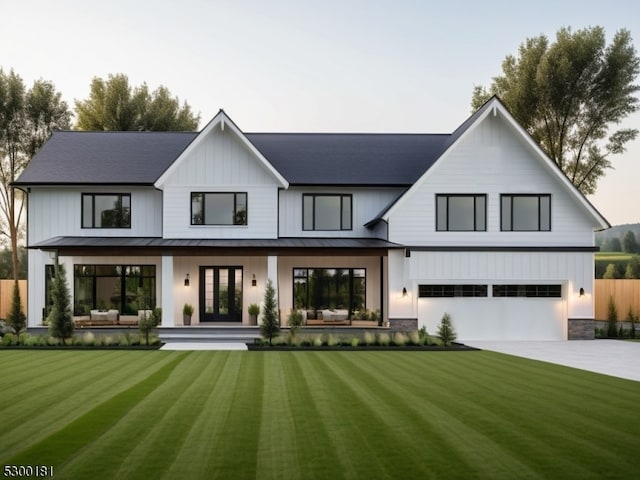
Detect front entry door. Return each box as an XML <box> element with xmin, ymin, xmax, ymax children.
<box><xmin>199</xmin><ymin>266</ymin><xmax>243</xmax><ymax>322</ymax></box>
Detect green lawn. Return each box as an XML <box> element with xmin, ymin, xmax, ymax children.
<box><xmin>1</xmin><ymin>350</ymin><xmax>638</xmax><ymax>479</ymax></box>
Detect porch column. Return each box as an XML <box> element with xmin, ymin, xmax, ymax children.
<box><xmin>161</xmin><ymin>255</ymin><xmax>174</xmax><ymax>327</ymax></box>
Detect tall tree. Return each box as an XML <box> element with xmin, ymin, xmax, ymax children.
<box><xmin>622</xmin><ymin>230</ymin><xmax>638</xmax><ymax>253</ymax></box>
<box><xmin>472</xmin><ymin>27</ymin><xmax>640</xmax><ymax>194</ymax></box>
<box><xmin>75</xmin><ymin>73</ymin><xmax>200</xmax><ymax>131</ymax></box>
<box><xmin>0</xmin><ymin>69</ymin><xmax>71</xmax><ymax>280</ymax></box>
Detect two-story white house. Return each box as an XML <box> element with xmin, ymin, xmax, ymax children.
<box><xmin>15</xmin><ymin>97</ymin><xmax>609</xmax><ymax>340</ymax></box>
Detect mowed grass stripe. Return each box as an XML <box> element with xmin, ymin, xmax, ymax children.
<box><xmin>0</xmin><ymin>351</ymin><xmax>178</xmax><ymax>459</ymax></box>
<box><xmin>331</xmin><ymin>352</ymin><xmax>541</xmax><ymax>479</ymax></box>
<box><xmin>382</xmin><ymin>351</ymin><xmax>638</xmax><ymax>478</ymax></box>
<box><xmin>1</xmin><ymin>350</ymin><xmax>639</xmax><ymax>480</ymax></box>
<box><xmin>60</xmin><ymin>351</ymin><xmax>235</xmax><ymax>479</ymax></box>
<box><xmin>4</xmin><ymin>351</ymin><xmax>189</xmax><ymax>469</ymax></box>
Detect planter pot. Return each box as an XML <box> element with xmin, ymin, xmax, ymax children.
<box><xmin>183</xmin><ymin>314</ymin><xmax>192</xmax><ymax>326</ymax></box>
<box><xmin>249</xmin><ymin>314</ymin><xmax>258</xmax><ymax>325</ymax></box>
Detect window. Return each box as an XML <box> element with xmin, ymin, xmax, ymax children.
<box><xmin>436</xmin><ymin>195</ymin><xmax>486</xmax><ymax>231</ymax></box>
<box><xmin>44</xmin><ymin>265</ymin><xmax>56</xmax><ymax>319</ymax></box>
<box><xmin>303</xmin><ymin>194</ymin><xmax>352</xmax><ymax>230</ymax></box>
<box><xmin>82</xmin><ymin>194</ymin><xmax>130</xmax><ymax>228</ymax></box>
<box><xmin>501</xmin><ymin>194</ymin><xmax>551</xmax><ymax>231</ymax></box>
<box><xmin>293</xmin><ymin>268</ymin><xmax>365</xmax><ymax>314</ymax></box>
<box><xmin>73</xmin><ymin>265</ymin><xmax>156</xmax><ymax>315</ymax></box>
<box><xmin>191</xmin><ymin>192</ymin><xmax>247</xmax><ymax>225</ymax></box>
<box><xmin>492</xmin><ymin>284</ymin><xmax>561</xmax><ymax>298</ymax></box>
<box><xmin>418</xmin><ymin>284</ymin><xmax>488</xmax><ymax>297</ymax></box>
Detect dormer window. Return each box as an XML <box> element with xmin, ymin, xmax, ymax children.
<box><xmin>303</xmin><ymin>194</ymin><xmax>352</xmax><ymax>231</ymax></box>
<box><xmin>82</xmin><ymin>193</ymin><xmax>131</xmax><ymax>228</ymax></box>
<box><xmin>191</xmin><ymin>192</ymin><xmax>247</xmax><ymax>226</ymax></box>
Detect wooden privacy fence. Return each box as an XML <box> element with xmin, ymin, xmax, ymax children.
<box><xmin>595</xmin><ymin>279</ymin><xmax>640</xmax><ymax>320</ymax></box>
<box><xmin>0</xmin><ymin>280</ymin><xmax>27</xmax><ymax>319</ymax></box>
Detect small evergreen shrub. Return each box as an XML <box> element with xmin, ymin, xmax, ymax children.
<box><xmin>351</xmin><ymin>337</ymin><xmax>360</xmax><ymax>347</ymax></box>
<box><xmin>607</xmin><ymin>296</ymin><xmax>618</xmax><ymax>337</ymax></box>
<box><xmin>437</xmin><ymin>313</ymin><xmax>457</xmax><ymax>347</ymax></box>
<box><xmin>2</xmin><ymin>332</ymin><xmax>16</xmax><ymax>346</ymax></box>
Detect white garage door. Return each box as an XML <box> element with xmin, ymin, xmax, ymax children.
<box><xmin>417</xmin><ymin>284</ymin><xmax>566</xmax><ymax>341</ymax></box>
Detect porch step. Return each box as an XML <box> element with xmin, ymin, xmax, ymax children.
<box><xmin>158</xmin><ymin>326</ymin><xmax>261</xmax><ymax>345</ymax></box>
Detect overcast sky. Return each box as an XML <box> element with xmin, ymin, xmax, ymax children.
<box><xmin>3</xmin><ymin>0</ymin><xmax>639</xmax><ymax>225</ymax></box>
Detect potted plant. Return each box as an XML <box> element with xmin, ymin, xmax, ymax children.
<box><xmin>248</xmin><ymin>303</ymin><xmax>260</xmax><ymax>325</ymax></box>
<box><xmin>183</xmin><ymin>303</ymin><xmax>194</xmax><ymax>326</ymax></box>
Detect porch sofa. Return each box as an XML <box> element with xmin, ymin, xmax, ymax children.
<box><xmin>88</xmin><ymin>309</ymin><xmax>120</xmax><ymax>325</ymax></box>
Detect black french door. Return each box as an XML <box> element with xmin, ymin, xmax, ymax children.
<box><xmin>199</xmin><ymin>266</ymin><xmax>243</xmax><ymax>322</ymax></box>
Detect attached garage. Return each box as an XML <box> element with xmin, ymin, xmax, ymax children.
<box><xmin>417</xmin><ymin>283</ymin><xmax>567</xmax><ymax>341</ymax></box>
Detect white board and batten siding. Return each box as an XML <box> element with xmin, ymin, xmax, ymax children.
<box><xmin>27</xmin><ymin>186</ymin><xmax>163</xmax><ymax>245</ymax></box>
<box><xmin>279</xmin><ymin>187</ymin><xmax>402</xmax><ymax>238</ymax></box>
<box><xmin>160</xmin><ymin>125</ymin><xmax>280</xmax><ymax>239</ymax></box>
<box><xmin>387</xmin><ymin>114</ymin><xmax>598</xmax><ymax>247</ymax></box>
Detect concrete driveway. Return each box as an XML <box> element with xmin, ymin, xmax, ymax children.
<box><xmin>467</xmin><ymin>340</ymin><xmax>640</xmax><ymax>382</ymax></box>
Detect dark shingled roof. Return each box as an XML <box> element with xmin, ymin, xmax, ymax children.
<box><xmin>15</xmin><ymin>130</ymin><xmax>452</xmax><ymax>186</ymax></box>
<box><xmin>246</xmin><ymin>133</ymin><xmax>450</xmax><ymax>185</ymax></box>
<box><xmin>15</xmin><ymin>131</ymin><xmax>198</xmax><ymax>185</ymax></box>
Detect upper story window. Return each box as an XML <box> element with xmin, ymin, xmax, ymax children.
<box><xmin>191</xmin><ymin>192</ymin><xmax>247</xmax><ymax>226</ymax></box>
<box><xmin>303</xmin><ymin>194</ymin><xmax>352</xmax><ymax>231</ymax></box>
<box><xmin>436</xmin><ymin>194</ymin><xmax>486</xmax><ymax>231</ymax></box>
<box><xmin>82</xmin><ymin>193</ymin><xmax>131</xmax><ymax>228</ymax></box>
<box><xmin>501</xmin><ymin>194</ymin><xmax>550</xmax><ymax>231</ymax></box>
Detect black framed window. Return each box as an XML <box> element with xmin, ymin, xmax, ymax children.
<box><xmin>82</xmin><ymin>193</ymin><xmax>131</xmax><ymax>228</ymax></box>
<box><xmin>44</xmin><ymin>265</ymin><xmax>56</xmax><ymax>320</ymax></box>
<box><xmin>191</xmin><ymin>192</ymin><xmax>247</xmax><ymax>225</ymax></box>
<box><xmin>436</xmin><ymin>195</ymin><xmax>486</xmax><ymax>231</ymax></box>
<box><xmin>418</xmin><ymin>284</ymin><xmax>488</xmax><ymax>297</ymax></box>
<box><xmin>492</xmin><ymin>284</ymin><xmax>561</xmax><ymax>298</ymax></box>
<box><xmin>293</xmin><ymin>268</ymin><xmax>365</xmax><ymax>314</ymax></box>
<box><xmin>303</xmin><ymin>194</ymin><xmax>352</xmax><ymax>231</ymax></box>
<box><xmin>501</xmin><ymin>194</ymin><xmax>551</xmax><ymax>231</ymax></box>
<box><xmin>73</xmin><ymin>264</ymin><xmax>156</xmax><ymax>315</ymax></box>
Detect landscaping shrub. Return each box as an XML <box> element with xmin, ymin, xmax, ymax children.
<box><xmin>6</xmin><ymin>281</ymin><xmax>26</xmax><ymax>334</ymax></box>
<box><xmin>47</xmin><ymin>264</ymin><xmax>74</xmax><ymax>344</ymax></box>
<box><xmin>82</xmin><ymin>331</ymin><xmax>96</xmax><ymax>346</ymax></box>
<box><xmin>326</xmin><ymin>333</ymin><xmax>339</xmax><ymax>347</ymax></box>
<box><xmin>363</xmin><ymin>331</ymin><xmax>375</xmax><ymax>345</ymax></box>
<box><xmin>260</xmin><ymin>279</ymin><xmax>280</xmax><ymax>345</ymax></box>
<box><xmin>377</xmin><ymin>332</ymin><xmax>390</xmax><ymax>346</ymax></box>
<box><xmin>2</xmin><ymin>332</ymin><xmax>16</xmax><ymax>346</ymax></box>
<box><xmin>313</xmin><ymin>336</ymin><xmax>323</xmax><ymax>347</ymax></box>
<box><xmin>437</xmin><ymin>313</ymin><xmax>457</xmax><ymax>346</ymax></box>
<box><xmin>393</xmin><ymin>332</ymin><xmax>408</xmax><ymax>346</ymax></box>
<box><xmin>351</xmin><ymin>337</ymin><xmax>360</xmax><ymax>347</ymax></box>
<box><xmin>607</xmin><ymin>296</ymin><xmax>618</xmax><ymax>337</ymax></box>
<box><xmin>409</xmin><ymin>330</ymin><xmax>421</xmax><ymax>346</ymax></box>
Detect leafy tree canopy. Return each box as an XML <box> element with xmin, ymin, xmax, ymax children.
<box><xmin>472</xmin><ymin>26</ymin><xmax>640</xmax><ymax>195</ymax></box>
<box><xmin>75</xmin><ymin>73</ymin><xmax>200</xmax><ymax>131</ymax></box>
<box><xmin>0</xmin><ymin>68</ymin><xmax>71</xmax><ymax>279</ymax></box>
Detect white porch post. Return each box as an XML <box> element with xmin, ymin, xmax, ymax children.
<box><xmin>161</xmin><ymin>255</ymin><xmax>174</xmax><ymax>327</ymax></box>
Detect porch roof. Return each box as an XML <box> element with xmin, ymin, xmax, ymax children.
<box><xmin>30</xmin><ymin>236</ymin><xmax>403</xmax><ymax>256</ymax></box>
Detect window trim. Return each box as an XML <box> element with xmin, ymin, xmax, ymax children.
<box><xmin>418</xmin><ymin>284</ymin><xmax>488</xmax><ymax>297</ymax></box>
<box><xmin>500</xmin><ymin>194</ymin><xmax>551</xmax><ymax>232</ymax></box>
<box><xmin>302</xmin><ymin>193</ymin><xmax>353</xmax><ymax>231</ymax></box>
<box><xmin>436</xmin><ymin>194</ymin><xmax>487</xmax><ymax>232</ymax></box>
<box><xmin>81</xmin><ymin>193</ymin><xmax>131</xmax><ymax>229</ymax></box>
<box><xmin>492</xmin><ymin>284</ymin><xmax>562</xmax><ymax>298</ymax></box>
<box><xmin>191</xmin><ymin>192</ymin><xmax>248</xmax><ymax>226</ymax></box>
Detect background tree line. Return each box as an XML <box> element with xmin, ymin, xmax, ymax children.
<box><xmin>0</xmin><ymin>70</ymin><xmax>200</xmax><ymax>281</ymax></box>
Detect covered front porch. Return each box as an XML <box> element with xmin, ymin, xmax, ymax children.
<box><xmin>33</xmin><ymin>236</ymin><xmax>401</xmax><ymax>328</ymax></box>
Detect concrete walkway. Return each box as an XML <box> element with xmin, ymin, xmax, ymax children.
<box><xmin>467</xmin><ymin>340</ymin><xmax>640</xmax><ymax>382</ymax></box>
<box><xmin>161</xmin><ymin>342</ymin><xmax>248</xmax><ymax>351</ymax></box>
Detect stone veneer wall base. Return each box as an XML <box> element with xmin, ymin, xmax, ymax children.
<box><xmin>568</xmin><ymin>318</ymin><xmax>595</xmax><ymax>340</ymax></box>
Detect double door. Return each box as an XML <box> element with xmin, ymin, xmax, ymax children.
<box><xmin>199</xmin><ymin>266</ymin><xmax>243</xmax><ymax>322</ymax></box>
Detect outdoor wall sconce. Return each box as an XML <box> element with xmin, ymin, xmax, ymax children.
<box><xmin>402</xmin><ymin>287</ymin><xmax>408</xmax><ymax>297</ymax></box>
<box><xmin>184</xmin><ymin>273</ymin><xmax>190</xmax><ymax>287</ymax></box>
<box><xmin>579</xmin><ymin>287</ymin><xmax>585</xmax><ymax>297</ymax></box>
<box><xmin>252</xmin><ymin>274</ymin><xmax>257</xmax><ymax>287</ymax></box>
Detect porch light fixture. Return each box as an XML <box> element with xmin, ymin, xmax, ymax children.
<box><xmin>184</xmin><ymin>273</ymin><xmax>190</xmax><ymax>287</ymax></box>
<box><xmin>402</xmin><ymin>287</ymin><xmax>408</xmax><ymax>297</ymax></box>
<box><xmin>579</xmin><ymin>287</ymin><xmax>585</xmax><ymax>297</ymax></box>
<box><xmin>252</xmin><ymin>274</ymin><xmax>257</xmax><ymax>287</ymax></box>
